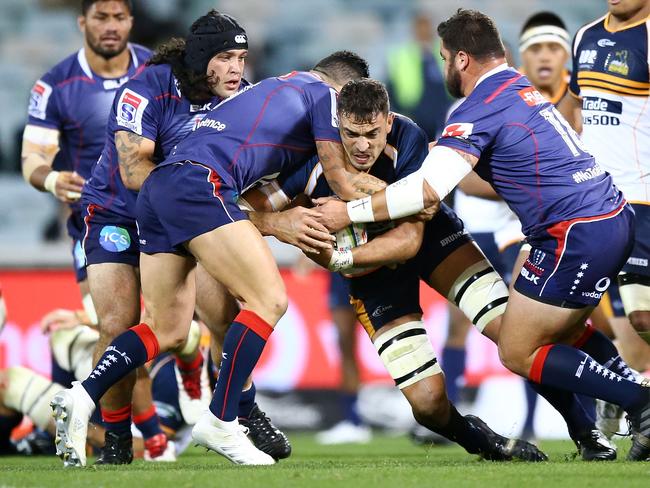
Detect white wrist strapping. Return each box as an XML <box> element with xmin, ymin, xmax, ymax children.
<box><xmin>385</xmin><ymin>173</ymin><xmax>425</xmax><ymax>219</ymax></box>
<box><xmin>43</xmin><ymin>170</ymin><xmax>59</xmax><ymax>195</ymax></box>
<box><xmin>420</xmin><ymin>145</ymin><xmax>473</xmax><ymax>201</ymax></box>
<box><xmin>328</xmin><ymin>249</ymin><xmax>354</xmax><ymax>272</ymax></box>
<box><xmin>347</xmin><ymin>196</ymin><xmax>375</xmax><ymax>223</ymax></box>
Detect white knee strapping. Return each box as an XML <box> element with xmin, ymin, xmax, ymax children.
<box><xmin>373</xmin><ymin>321</ymin><xmax>442</xmax><ymax>389</ymax></box>
<box><xmin>177</xmin><ymin>320</ymin><xmax>202</xmax><ymax>357</ymax></box>
<box><xmin>50</xmin><ymin>325</ymin><xmax>99</xmax><ymax>380</ymax></box>
<box><xmin>82</xmin><ymin>293</ymin><xmax>98</xmax><ymax>326</ymax></box>
<box><xmin>447</xmin><ymin>261</ymin><xmax>509</xmax><ymax>333</ymax></box>
<box><xmin>618</xmin><ymin>272</ymin><xmax>650</xmax><ymax>314</ymax></box>
<box><xmin>4</xmin><ymin>367</ymin><xmax>64</xmax><ymax>430</ymax></box>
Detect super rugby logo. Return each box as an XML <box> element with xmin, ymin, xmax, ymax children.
<box><xmin>442</xmin><ymin>123</ymin><xmax>473</xmax><ymax>139</ymax></box>
<box><xmin>116</xmin><ymin>88</ymin><xmax>149</xmax><ymax>135</ymax></box>
<box><xmin>28</xmin><ymin>80</ymin><xmax>52</xmax><ymax>120</ymax></box>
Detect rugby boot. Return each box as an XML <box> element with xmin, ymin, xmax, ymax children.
<box><xmin>192</xmin><ymin>410</ymin><xmax>275</xmax><ymax>465</ymax></box>
<box><xmin>465</xmin><ymin>415</ymin><xmax>548</xmax><ymax>462</ymax></box>
<box><xmin>144</xmin><ymin>433</ymin><xmax>176</xmax><ymax>462</ymax></box>
<box><xmin>572</xmin><ymin>429</ymin><xmax>617</xmax><ymax>461</ymax></box>
<box><xmin>50</xmin><ymin>382</ymin><xmax>95</xmax><ymax>467</ymax></box>
<box><xmin>240</xmin><ymin>403</ymin><xmax>292</xmax><ymax>459</ymax></box>
<box><xmin>626</xmin><ymin>387</ymin><xmax>650</xmax><ymax>461</ymax></box>
<box><xmin>95</xmin><ymin>430</ymin><xmax>133</xmax><ymax>465</ymax></box>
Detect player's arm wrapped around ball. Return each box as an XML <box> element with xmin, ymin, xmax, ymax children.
<box><xmin>324</xmin><ymin>219</ymin><xmax>424</xmax><ymax>277</ymax></box>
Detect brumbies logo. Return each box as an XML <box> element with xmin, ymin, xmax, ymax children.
<box><xmin>116</xmin><ymin>88</ymin><xmax>149</xmax><ymax>135</ymax></box>
<box><xmin>442</xmin><ymin>123</ymin><xmax>473</xmax><ymax>138</ymax></box>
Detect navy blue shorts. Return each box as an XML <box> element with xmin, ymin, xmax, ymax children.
<box><xmin>414</xmin><ymin>203</ymin><xmax>474</xmax><ymax>280</ymax></box>
<box><xmin>81</xmin><ymin>204</ymin><xmax>139</xmax><ymax>267</ymax></box>
<box><xmin>348</xmin><ymin>204</ymin><xmax>471</xmax><ymax>335</ymax></box>
<box><xmin>329</xmin><ymin>272</ymin><xmax>352</xmax><ymax>310</ymax></box>
<box><xmin>514</xmin><ymin>204</ymin><xmax>634</xmax><ymax>308</ymax></box>
<box><xmin>137</xmin><ymin>161</ymin><xmax>247</xmax><ymax>255</ymax></box>
<box><xmin>66</xmin><ymin>211</ymin><xmax>88</xmax><ymax>282</ymax></box>
<box><xmin>622</xmin><ymin>203</ymin><xmax>650</xmax><ymax>276</ymax></box>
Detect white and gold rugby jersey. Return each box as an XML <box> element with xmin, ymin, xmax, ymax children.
<box><xmin>570</xmin><ymin>13</ymin><xmax>650</xmax><ymax>202</ymax></box>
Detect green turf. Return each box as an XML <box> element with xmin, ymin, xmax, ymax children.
<box><xmin>1</xmin><ymin>435</ymin><xmax>649</xmax><ymax>488</ymax></box>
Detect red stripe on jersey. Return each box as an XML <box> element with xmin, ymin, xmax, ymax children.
<box><xmin>484</xmin><ymin>74</ymin><xmax>523</xmax><ymax>104</ymax></box>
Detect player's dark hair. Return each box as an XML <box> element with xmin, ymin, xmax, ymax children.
<box><xmin>312</xmin><ymin>51</ymin><xmax>370</xmax><ymax>86</ymax></box>
<box><xmin>337</xmin><ymin>79</ymin><xmax>389</xmax><ymax>123</ymax></box>
<box><xmin>81</xmin><ymin>0</ymin><xmax>133</xmax><ymax>15</ymax></box>
<box><xmin>520</xmin><ymin>12</ymin><xmax>567</xmax><ymax>35</ymax></box>
<box><xmin>437</xmin><ymin>9</ymin><xmax>506</xmax><ymax>61</ymax></box>
<box><xmin>148</xmin><ymin>10</ymin><xmax>245</xmax><ymax>104</ymax></box>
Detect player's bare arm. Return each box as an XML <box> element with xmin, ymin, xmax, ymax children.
<box><xmin>240</xmin><ymin>185</ymin><xmax>334</xmax><ymax>254</ymax></box>
<box><xmin>315</xmin><ymin>147</ymin><xmax>477</xmax><ymax>231</ymax></box>
<box><xmin>116</xmin><ymin>130</ymin><xmax>156</xmax><ymax>191</ymax></box>
<box><xmin>21</xmin><ymin>125</ymin><xmax>85</xmax><ymax>203</ymax></box>
<box><xmin>315</xmin><ymin>140</ymin><xmax>386</xmax><ymax>200</ymax></box>
<box><xmin>312</xmin><ymin>219</ymin><xmax>425</xmax><ymax>271</ymax></box>
<box><xmin>458</xmin><ymin>171</ymin><xmax>499</xmax><ymax>200</ymax></box>
<box><xmin>557</xmin><ymin>92</ymin><xmax>582</xmax><ymax>133</ymax></box>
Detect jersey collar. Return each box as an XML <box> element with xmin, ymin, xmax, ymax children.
<box><xmin>474</xmin><ymin>63</ymin><xmax>510</xmax><ymax>89</ymax></box>
<box><xmin>77</xmin><ymin>43</ymin><xmax>139</xmax><ymax>79</ymax></box>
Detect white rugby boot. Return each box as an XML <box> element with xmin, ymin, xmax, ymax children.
<box><xmin>50</xmin><ymin>381</ymin><xmax>95</xmax><ymax>467</ymax></box>
<box><xmin>192</xmin><ymin>411</ymin><xmax>275</xmax><ymax>465</ymax></box>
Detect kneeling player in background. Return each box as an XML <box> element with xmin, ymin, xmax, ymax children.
<box><xmin>0</xmin><ymin>322</ymin><xmax>182</xmax><ymax>460</ymax></box>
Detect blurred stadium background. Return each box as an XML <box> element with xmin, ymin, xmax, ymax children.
<box><xmin>0</xmin><ymin>0</ymin><xmax>608</xmax><ymax>438</ymax></box>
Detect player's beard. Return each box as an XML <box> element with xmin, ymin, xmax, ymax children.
<box><xmin>86</xmin><ymin>31</ymin><xmax>128</xmax><ymax>60</ymax></box>
<box><xmin>445</xmin><ymin>65</ymin><xmax>463</xmax><ymax>99</ymax></box>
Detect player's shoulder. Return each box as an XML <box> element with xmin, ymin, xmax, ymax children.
<box><xmin>38</xmin><ymin>49</ymin><xmax>89</xmax><ymax>85</ymax></box>
<box><xmin>388</xmin><ymin>113</ymin><xmax>428</xmax><ymax>149</ymax></box>
<box><xmin>120</xmin><ymin>63</ymin><xmax>175</xmax><ymax>99</ymax></box>
<box><xmin>129</xmin><ymin>43</ymin><xmax>153</xmax><ymax>64</ymax></box>
<box><xmin>572</xmin><ymin>15</ymin><xmax>608</xmax><ymax>51</ymax></box>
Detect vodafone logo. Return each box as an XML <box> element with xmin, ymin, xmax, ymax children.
<box><xmin>442</xmin><ymin>122</ymin><xmax>474</xmax><ymax>138</ymax></box>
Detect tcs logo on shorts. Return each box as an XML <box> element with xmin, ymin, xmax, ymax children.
<box><xmin>99</xmin><ymin>226</ymin><xmax>131</xmax><ymax>252</ymax></box>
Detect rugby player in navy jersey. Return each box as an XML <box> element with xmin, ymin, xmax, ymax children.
<box><xmin>55</xmin><ymin>11</ymin><xmax>286</xmax><ymax>466</ymax></box>
<box><xmin>51</xmin><ymin>51</ymin><xmax>385</xmax><ymax>466</ymax></box>
<box><xmin>317</xmin><ymin>9</ymin><xmax>650</xmax><ymax>461</ymax></box>
<box><xmin>248</xmin><ymin>78</ymin><xmax>619</xmax><ymax>461</ymax></box>
<box><xmin>21</xmin><ymin>0</ymin><xmax>149</xmax><ymax>318</ymax></box>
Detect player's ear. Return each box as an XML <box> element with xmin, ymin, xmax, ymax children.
<box><xmin>77</xmin><ymin>15</ymin><xmax>86</xmax><ymax>34</ymax></box>
<box><xmin>386</xmin><ymin>112</ymin><xmax>395</xmax><ymax>133</ymax></box>
<box><xmin>456</xmin><ymin>51</ymin><xmax>469</xmax><ymax>71</ymax></box>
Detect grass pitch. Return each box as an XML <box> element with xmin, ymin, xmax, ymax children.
<box><xmin>1</xmin><ymin>435</ymin><xmax>649</xmax><ymax>488</ymax></box>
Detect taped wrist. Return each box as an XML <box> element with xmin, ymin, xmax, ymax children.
<box><xmin>347</xmin><ymin>197</ymin><xmax>375</xmax><ymax>223</ymax></box>
<box><xmin>43</xmin><ymin>170</ymin><xmax>59</xmax><ymax>195</ymax></box>
<box><xmin>328</xmin><ymin>249</ymin><xmax>353</xmax><ymax>272</ymax></box>
<box><xmin>373</xmin><ymin>321</ymin><xmax>442</xmax><ymax>389</ymax></box>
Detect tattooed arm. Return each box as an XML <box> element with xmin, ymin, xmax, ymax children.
<box><xmin>315</xmin><ymin>140</ymin><xmax>386</xmax><ymax>200</ymax></box>
<box><xmin>116</xmin><ymin>130</ymin><xmax>156</xmax><ymax>191</ymax></box>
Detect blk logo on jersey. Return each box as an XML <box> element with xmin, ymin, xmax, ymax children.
<box><xmin>116</xmin><ymin>88</ymin><xmax>149</xmax><ymax>135</ymax></box>
<box><xmin>28</xmin><ymin>80</ymin><xmax>52</xmax><ymax>120</ymax></box>
<box><xmin>99</xmin><ymin>225</ymin><xmax>131</xmax><ymax>252</ymax></box>
<box><xmin>442</xmin><ymin>123</ymin><xmax>474</xmax><ymax>138</ymax></box>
